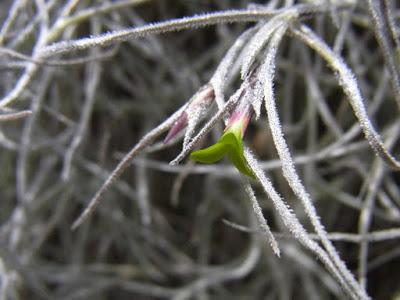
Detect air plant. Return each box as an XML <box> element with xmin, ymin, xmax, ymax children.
<box><xmin>3</xmin><ymin>1</ymin><xmax>400</xmax><ymax>299</ymax></box>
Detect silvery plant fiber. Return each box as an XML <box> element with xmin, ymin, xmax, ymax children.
<box><xmin>0</xmin><ymin>0</ymin><xmax>399</xmax><ymax>299</ymax></box>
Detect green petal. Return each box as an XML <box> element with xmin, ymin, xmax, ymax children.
<box><xmin>190</xmin><ymin>131</ymin><xmax>255</xmax><ymax>178</ymax></box>
<box><xmin>223</xmin><ymin>133</ymin><xmax>255</xmax><ymax>179</ymax></box>
<box><xmin>190</xmin><ymin>141</ymin><xmax>228</xmax><ymax>163</ymax></box>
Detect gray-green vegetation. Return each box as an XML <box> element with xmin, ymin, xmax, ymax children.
<box><xmin>0</xmin><ymin>0</ymin><xmax>399</xmax><ymax>299</ymax></box>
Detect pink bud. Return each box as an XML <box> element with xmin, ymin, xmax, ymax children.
<box><xmin>164</xmin><ymin>84</ymin><xmax>214</xmax><ymax>143</ymax></box>
<box><xmin>225</xmin><ymin>94</ymin><xmax>253</xmax><ymax>139</ymax></box>
<box><xmin>164</xmin><ymin>111</ymin><xmax>188</xmax><ymax>143</ymax></box>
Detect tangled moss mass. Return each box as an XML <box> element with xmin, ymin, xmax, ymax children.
<box><xmin>0</xmin><ymin>1</ymin><xmax>400</xmax><ymax>299</ymax></box>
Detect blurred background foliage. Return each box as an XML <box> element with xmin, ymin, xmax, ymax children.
<box><xmin>0</xmin><ymin>0</ymin><xmax>399</xmax><ymax>299</ymax></box>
